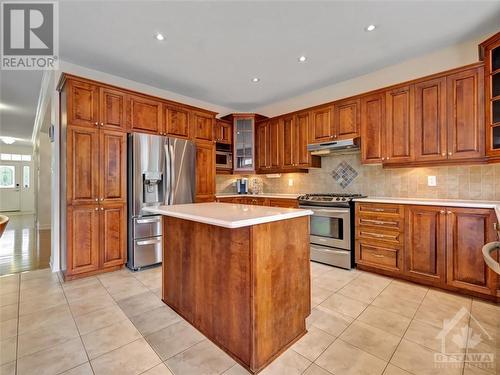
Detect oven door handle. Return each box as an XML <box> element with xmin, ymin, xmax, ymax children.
<box><xmin>299</xmin><ymin>206</ymin><xmax>350</xmax><ymax>214</ymax></box>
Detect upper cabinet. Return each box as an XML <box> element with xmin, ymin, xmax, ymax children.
<box><xmin>234</xmin><ymin>116</ymin><xmax>255</xmax><ymax>172</ymax></box>
<box><xmin>295</xmin><ymin>111</ymin><xmax>313</xmax><ymax>167</ymax></box>
<box><xmin>191</xmin><ymin>111</ymin><xmax>214</xmax><ymax>143</ymax></box>
<box><xmin>66</xmin><ymin>80</ymin><xmax>99</xmax><ymax>128</ymax></box>
<box><xmin>446</xmin><ymin>67</ymin><xmax>484</xmax><ymax>160</ymax></box>
<box><xmin>310</xmin><ymin>106</ymin><xmax>334</xmax><ymax>143</ymax></box>
<box><xmin>128</xmin><ymin>94</ymin><xmax>162</xmax><ymax>134</ymax></box>
<box><xmin>214</xmin><ymin>120</ymin><xmax>232</xmax><ymax>144</ymax></box>
<box><xmin>480</xmin><ymin>32</ymin><xmax>500</xmax><ymax>159</ymax></box>
<box><xmin>163</xmin><ymin>105</ymin><xmax>190</xmax><ymax>138</ymax></box>
<box><xmin>385</xmin><ymin>86</ymin><xmax>414</xmax><ymax>164</ymax></box>
<box><xmin>99</xmin><ymin>87</ymin><xmax>127</xmax><ymax>131</ymax></box>
<box><xmin>334</xmin><ymin>98</ymin><xmax>360</xmax><ymax>140</ymax></box>
<box><xmin>414</xmin><ymin>77</ymin><xmax>447</xmax><ymax>162</ymax></box>
<box><xmin>360</xmin><ymin>93</ymin><xmax>385</xmax><ymax>164</ymax></box>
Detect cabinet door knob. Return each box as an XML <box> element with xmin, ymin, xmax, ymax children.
<box><xmin>448</xmin><ymin>152</ymin><xmax>452</xmax><ymax>156</ymax></box>
<box><xmin>100</xmin><ymin>198</ymin><xmax>104</xmax><ymax>201</ymax></box>
<box><xmin>95</xmin><ymin>207</ymin><xmax>98</xmax><ymax>211</ymax></box>
<box><xmin>95</xmin><ymin>198</ymin><xmax>98</xmax><ymax>202</ymax></box>
<box><xmin>101</xmin><ymin>207</ymin><xmax>104</xmax><ymax>211</ymax></box>
<box><xmin>386</xmin><ymin>157</ymin><xmax>390</xmax><ymax>160</ymax></box>
<box><xmin>100</xmin><ymin>122</ymin><xmax>104</xmax><ymax>126</ymax></box>
<box><xmin>441</xmin><ymin>153</ymin><xmax>446</xmax><ymax>156</ymax></box>
<box><xmin>381</xmin><ymin>157</ymin><xmax>385</xmax><ymax>161</ymax></box>
<box><xmin>447</xmin><ymin>211</ymin><xmax>452</xmax><ymax>215</ymax></box>
<box><xmin>333</xmin><ymin>135</ymin><xmax>337</xmax><ymax>138</ymax></box>
<box><xmin>440</xmin><ymin>210</ymin><xmax>445</xmax><ymax>214</ymax></box>
<box><xmin>94</xmin><ymin>122</ymin><xmax>98</xmax><ymax>126</ymax></box>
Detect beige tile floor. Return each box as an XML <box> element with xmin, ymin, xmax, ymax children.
<box><xmin>0</xmin><ymin>263</ymin><xmax>498</xmax><ymax>375</ymax></box>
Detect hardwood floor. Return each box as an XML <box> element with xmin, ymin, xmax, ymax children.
<box><xmin>0</xmin><ymin>215</ymin><xmax>51</xmax><ymax>276</ymax></box>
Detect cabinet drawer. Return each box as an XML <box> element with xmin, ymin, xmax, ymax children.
<box><xmin>356</xmin><ymin>215</ymin><xmax>403</xmax><ymax>231</ymax></box>
<box><xmin>357</xmin><ymin>227</ymin><xmax>403</xmax><ymax>245</ymax></box>
<box><xmin>357</xmin><ymin>203</ymin><xmax>403</xmax><ymax>216</ymax></box>
<box><xmin>133</xmin><ymin>216</ymin><xmax>162</xmax><ymax>239</ymax></box>
<box><xmin>356</xmin><ymin>241</ymin><xmax>400</xmax><ymax>271</ymax></box>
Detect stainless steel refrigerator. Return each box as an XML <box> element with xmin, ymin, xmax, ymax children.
<box><xmin>127</xmin><ymin>133</ymin><xmax>196</xmax><ymax>270</ymax></box>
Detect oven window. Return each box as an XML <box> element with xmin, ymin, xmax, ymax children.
<box><xmin>215</xmin><ymin>153</ymin><xmax>227</xmax><ymax>165</ymax></box>
<box><xmin>310</xmin><ymin>216</ymin><xmax>343</xmax><ymax>240</ymax></box>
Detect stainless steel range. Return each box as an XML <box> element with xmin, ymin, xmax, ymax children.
<box><xmin>298</xmin><ymin>193</ymin><xmax>366</xmax><ymax>269</ymax></box>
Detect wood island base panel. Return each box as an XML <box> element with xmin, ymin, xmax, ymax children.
<box><xmin>162</xmin><ymin>215</ymin><xmax>311</xmax><ymax>373</ymax></box>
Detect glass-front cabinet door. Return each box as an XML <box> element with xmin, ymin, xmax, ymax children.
<box><xmin>233</xmin><ymin>117</ymin><xmax>255</xmax><ymax>172</ymax></box>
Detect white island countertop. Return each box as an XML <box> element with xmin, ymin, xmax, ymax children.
<box><xmin>215</xmin><ymin>193</ymin><xmax>301</xmax><ymax>199</ymax></box>
<box><xmin>143</xmin><ymin>202</ymin><xmax>313</xmax><ymax>229</ymax></box>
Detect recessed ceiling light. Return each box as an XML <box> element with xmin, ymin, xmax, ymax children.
<box><xmin>1</xmin><ymin>137</ymin><xmax>16</xmax><ymax>145</ymax></box>
<box><xmin>365</xmin><ymin>24</ymin><xmax>376</xmax><ymax>32</ymax></box>
<box><xmin>298</xmin><ymin>56</ymin><xmax>307</xmax><ymax>62</ymax></box>
<box><xmin>251</xmin><ymin>77</ymin><xmax>260</xmax><ymax>83</ymax></box>
<box><xmin>154</xmin><ymin>32</ymin><xmax>165</xmax><ymax>41</ymax></box>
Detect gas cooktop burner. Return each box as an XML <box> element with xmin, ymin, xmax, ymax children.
<box><xmin>297</xmin><ymin>193</ymin><xmax>366</xmax><ymax>205</ymax></box>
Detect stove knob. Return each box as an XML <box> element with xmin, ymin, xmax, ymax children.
<box><xmin>336</xmin><ymin>197</ymin><xmax>340</xmax><ymax>201</ymax></box>
<box><xmin>341</xmin><ymin>197</ymin><xmax>346</xmax><ymax>201</ymax></box>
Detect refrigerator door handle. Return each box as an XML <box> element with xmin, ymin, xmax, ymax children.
<box><xmin>164</xmin><ymin>140</ymin><xmax>172</xmax><ymax>205</ymax></box>
<box><xmin>169</xmin><ymin>139</ymin><xmax>175</xmax><ymax>205</ymax></box>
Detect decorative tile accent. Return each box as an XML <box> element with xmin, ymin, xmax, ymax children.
<box><xmin>330</xmin><ymin>161</ymin><xmax>358</xmax><ymax>188</ymax></box>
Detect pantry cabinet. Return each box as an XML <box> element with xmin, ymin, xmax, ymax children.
<box><xmin>195</xmin><ymin>141</ymin><xmax>216</xmax><ymax>202</ymax></box>
<box><xmin>99</xmin><ymin>87</ymin><xmax>127</xmax><ymax>131</ymax></box>
<box><xmin>66</xmin><ymin>80</ymin><xmax>99</xmax><ymax>128</ymax></box>
<box><xmin>101</xmin><ymin>203</ymin><xmax>127</xmax><ymax>268</ymax></box>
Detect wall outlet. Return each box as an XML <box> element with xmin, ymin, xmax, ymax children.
<box><xmin>427</xmin><ymin>176</ymin><xmax>437</xmax><ymax>187</ymax></box>
<box><xmin>288</xmin><ymin>178</ymin><xmax>294</xmax><ymax>187</ymax></box>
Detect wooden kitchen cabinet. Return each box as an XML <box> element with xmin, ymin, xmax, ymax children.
<box><xmin>295</xmin><ymin>112</ymin><xmax>312</xmax><ymax>167</ymax></box>
<box><xmin>214</xmin><ymin>119</ymin><xmax>232</xmax><ymax>144</ymax></box>
<box><xmin>99</xmin><ymin>87</ymin><xmax>127</xmax><ymax>131</ymax></box>
<box><xmin>192</xmin><ymin>111</ymin><xmax>214</xmax><ymax>142</ymax></box>
<box><xmin>357</xmin><ymin>202</ymin><xmax>498</xmax><ymax>300</ymax></box>
<box><xmin>128</xmin><ymin>94</ymin><xmax>162</xmax><ymax>134</ymax></box>
<box><xmin>446</xmin><ymin>67</ymin><xmax>484</xmax><ymax>160</ymax></box>
<box><xmin>414</xmin><ymin>77</ymin><xmax>448</xmax><ymax>162</ymax></box>
<box><xmin>101</xmin><ymin>203</ymin><xmax>127</xmax><ymax>269</ymax></box>
<box><xmin>360</xmin><ymin>93</ymin><xmax>385</xmax><ymax>164</ymax></box>
<box><xmin>281</xmin><ymin>115</ymin><xmax>295</xmax><ymax>169</ymax></box>
<box><xmin>385</xmin><ymin>85</ymin><xmax>414</xmax><ymax>163</ymax></box>
<box><xmin>310</xmin><ymin>106</ymin><xmax>334</xmax><ymax>143</ymax></box>
<box><xmin>480</xmin><ymin>32</ymin><xmax>500</xmax><ymax>158</ymax></box>
<box><xmin>66</xmin><ymin>205</ymin><xmax>100</xmax><ymax>276</ymax></box>
<box><xmin>405</xmin><ymin>206</ymin><xmax>446</xmax><ymax>285</ymax></box>
<box><xmin>195</xmin><ymin>141</ymin><xmax>216</xmax><ymax>202</ymax></box>
<box><xmin>446</xmin><ymin>207</ymin><xmax>497</xmax><ymax>295</ymax></box>
<box><xmin>256</xmin><ymin>121</ymin><xmax>269</xmax><ymax>170</ymax></box>
<box><xmin>66</xmin><ymin>79</ymin><xmax>99</xmax><ymax>128</ymax></box>
<box><xmin>163</xmin><ymin>105</ymin><xmax>190</xmax><ymax>138</ymax></box>
<box><xmin>67</xmin><ymin>126</ymin><xmax>100</xmax><ymax>205</ymax></box>
<box><xmin>99</xmin><ymin>130</ymin><xmax>127</xmax><ymax>203</ymax></box>
<box><xmin>334</xmin><ymin>98</ymin><xmax>360</xmax><ymax>140</ymax></box>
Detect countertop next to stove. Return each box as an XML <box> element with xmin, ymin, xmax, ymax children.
<box><xmin>354</xmin><ymin>197</ymin><xmax>500</xmax><ymax>221</ymax></box>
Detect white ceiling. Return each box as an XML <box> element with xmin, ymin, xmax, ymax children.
<box><xmin>1</xmin><ymin>1</ymin><xmax>499</xmax><ymax>143</ymax></box>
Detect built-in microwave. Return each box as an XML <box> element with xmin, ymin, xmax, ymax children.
<box><xmin>216</xmin><ymin>150</ymin><xmax>233</xmax><ymax>169</ymax></box>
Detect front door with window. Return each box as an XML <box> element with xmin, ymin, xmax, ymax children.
<box><xmin>0</xmin><ymin>164</ymin><xmax>20</xmax><ymax>211</ymax></box>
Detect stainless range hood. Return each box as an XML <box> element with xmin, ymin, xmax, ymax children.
<box><xmin>307</xmin><ymin>138</ymin><xmax>360</xmax><ymax>155</ymax></box>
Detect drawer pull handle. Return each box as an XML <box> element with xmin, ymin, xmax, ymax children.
<box><xmin>372</xmin><ymin>254</ymin><xmax>385</xmax><ymax>258</ymax></box>
<box><xmin>361</xmin><ymin>219</ymin><xmax>395</xmax><ymax>226</ymax></box>
<box><xmin>363</xmin><ymin>232</ymin><xmax>387</xmax><ymax>238</ymax></box>
<box><xmin>137</xmin><ymin>239</ymin><xmax>162</xmax><ymax>246</ymax></box>
<box><xmin>137</xmin><ymin>218</ymin><xmax>161</xmax><ymax>224</ymax></box>
<box><xmin>370</xmin><ymin>208</ymin><xmax>385</xmax><ymax>212</ymax></box>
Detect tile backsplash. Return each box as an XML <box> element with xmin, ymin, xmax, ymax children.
<box><xmin>216</xmin><ymin>152</ymin><xmax>500</xmax><ymax>201</ymax></box>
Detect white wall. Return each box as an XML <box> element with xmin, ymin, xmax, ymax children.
<box><xmin>252</xmin><ymin>33</ymin><xmax>490</xmax><ymax>117</ymax></box>
<box><xmin>36</xmin><ymin>133</ymin><xmax>52</xmax><ymax>230</ymax></box>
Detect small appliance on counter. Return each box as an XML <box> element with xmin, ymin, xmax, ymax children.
<box><xmin>236</xmin><ymin>178</ymin><xmax>248</xmax><ymax>194</ymax></box>
<box><xmin>298</xmin><ymin>193</ymin><xmax>366</xmax><ymax>269</ymax></box>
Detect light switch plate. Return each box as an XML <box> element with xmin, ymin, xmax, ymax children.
<box><xmin>428</xmin><ymin>176</ymin><xmax>437</xmax><ymax>187</ymax></box>
<box><xmin>288</xmin><ymin>179</ymin><xmax>294</xmax><ymax>187</ymax></box>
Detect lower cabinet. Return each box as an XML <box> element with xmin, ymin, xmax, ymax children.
<box><xmin>405</xmin><ymin>206</ymin><xmax>446</xmax><ymax>284</ymax></box>
<box><xmin>356</xmin><ymin>202</ymin><xmax>498</xmax><ymax>300</ymax></box>
<box><xmin>66</xmin><ymin>203</ymin><xmax>126</xmax><ymax>279</ymax></box>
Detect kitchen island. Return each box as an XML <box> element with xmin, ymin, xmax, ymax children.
<box><xmin>144</xmin><ymin>203</ymin><xmax>313</xmax><ymax>373</ymax></box>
